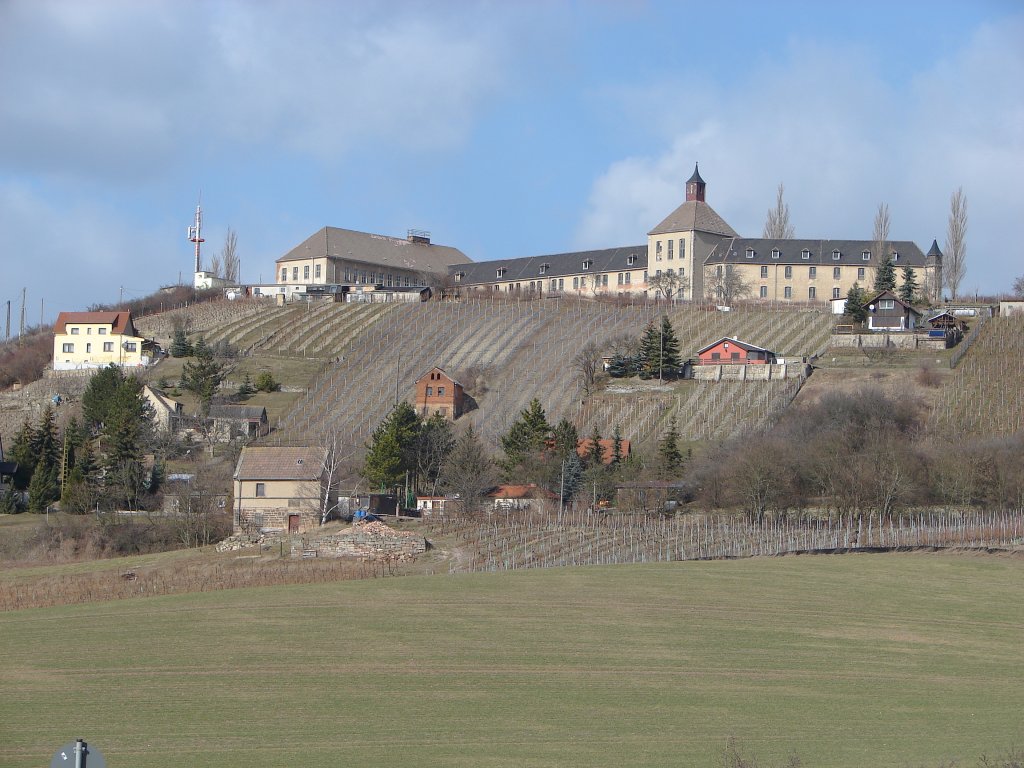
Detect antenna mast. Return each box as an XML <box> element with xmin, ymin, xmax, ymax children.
<box><xmin>187</xmin><ymin>201</ymin><xmax>205</xmax><ymax>274</ymax></box>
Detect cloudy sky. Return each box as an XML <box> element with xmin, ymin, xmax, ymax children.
<box><xmin>1</xmin><ymin>0</ymin><xmax>1021</xmax><ymax>322</ymax></box>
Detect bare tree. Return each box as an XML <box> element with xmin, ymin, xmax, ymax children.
<box><xmin>1013</xmin><ymin>275</ymin><xmax>1024</xmax><ymax>298</ymax></box>
<box><xmin>762</xmin><ymin>183</ymin><xmax>795</xmax><ymax>239</ymax></box>
<box><xmin>705</xmin><ymin>264</ymin><xmax>751</xmax><ymax>305</ymax></box>
<box><xmin>944</xmin><ymin>187</ymin><xmax>968</xmax><ymax>300</ymax></box>
<box><xmin>439</xmin><ymin>425</ymin><xmax>497</xmax><ymax>517</ymax></box>
<box><xmin>873</xmin><ymin>202</ymin><xmax>890</xmax><ymax>262</ymax></box>
<box><xmin>647</xmin><ymin>270</ymin><xmax>690</xmax><ymax>302</ymax></box>
<box><xmin>221</xmin><ymin>228</ymin><xmax>240</xmax><ymax>283</ymax></box>
<box><xmin>207</xmin><ymin>249</ymin><xmax>222</xmax><ymax>279</ymax></box>
<box><xmin>573</xmin><ymin>341</ymin><xmax>603</xmax><ymax>397</ymax></box>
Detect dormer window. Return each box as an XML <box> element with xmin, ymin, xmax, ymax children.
<box><xmin>539</xmin><ymin>263</ymin><xmax>549</xmax><ymax>275</ymax></box>
<box><xmin>582</xmin><ymin>259</ymin><xmax>592</xmax><ymax>271</ymax></box>
<box><xmin>832</xmin><ymin>250</ymin><xmax>841</xmax><ymax>260</ymax></box>
<box><xmin>627</xmin><ymin>254</ymin><xmax>637</xmax><ymax>266</ymax></box>
<box><xmin>771</xmin><ymin>249</ymin><xmax>780</xmax><ymax>259</ymax></box>
<box><xmin>801</xmin><ymin>249</ymin><xmax>811</xmax><ymax>260</ymax></box>
<box><xmin>496</xmin><ymin>267</ymin><xmax>507</xmax><ymax>278</ymax></box>
<box><xmin>862</xmin><ymin>250</ymin><xmax>871</xmax><ymax>261</ymax></box>
<box><xmin>745</xmin><ymin>248</ymin><xmax>755</xmax><ymax>259</ymax></box>
<box><xmin>892</xmin><ymin>251</ymin><xmax>899</xmax><ymax>261</ymax></box>
<box><xmin>454</xmin><ymin>271</ymin><xmax>465</xmax><ymax>283</ymax></box>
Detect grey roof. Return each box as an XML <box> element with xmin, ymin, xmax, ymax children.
<box><xmin>863</xmin><ymin>290</ymin><xmax>922</xmax><ymax>315</ymax></box>
<box><xmin>647</xmin><ymin>201</ymin><xmax>738</xmax><ymax>237</ymax></box>
<box><xmin>705</xmin><ymin>238</ymin><xmax>929</xmax><ymax>267</ymax></box>
<box><xmin>687</xmin><ymin>163</ymin><xmax>705</xmax><ymax>184</ymax></box>
<box><xmin>234</xmin><ymin>446</ymin><xmax>328</xmax><ymax>481</ymax></box>
<box><xmin>448</xmin><ymin>245</ymin><xmax>648</xmax><ymax>285</ymax></box>
<box><xmin>277</xmin><ymin>227</ymin><xmax>471</xmax><ymax>275</ymax></box>
<box><xmin>927</xmin><ymin>239</ymin><xmax>943</xmax><ymax>258</ymax></box>
<box><xmin>208</xmin><ymin>405</ymin><xmax>268</xmax><ymax>421</ymax></box>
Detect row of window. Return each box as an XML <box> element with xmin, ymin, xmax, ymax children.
<box><xmin>487</xmin><ymin>254</ymin><xmax>641</xmax><ymax>281</ymax></box>
<box><xmin>68</xmin><ymin>327</ymin><xmax>108</xmax><ymax>335</ymax></box>
<box><xmin>61</xmin><ymin>342</ymin><xmax>136</xmax><ymax>353</ymax></box>
<box><xmin>654</xmin><ymin>239</ymin><xmax>686</xmax><ymax>262</ymax></box>
<box><xmin>280</xmin><ymin>264</ymin><xmax>413</xmax><ymax>287</ymax></box>
<box><xmin>424</xmin><ymin>386</ymin><xmax>446</xmax><ymax>397</ymax></box>
<box><xmin>755</xmin><ymin>265</ymin><xmax>867</xmax><ymax>280</ymax></box>
<box><xmin>743</xmin><ymin>247</ymin><xmax>899</xmax><ymax>262</ymax></box>
<box><xmin>757</xmin><ymin>286</ymin><xmax>848</xmax><ymax>300</ymax></box>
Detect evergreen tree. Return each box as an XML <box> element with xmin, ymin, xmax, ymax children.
<box><xmin>659</xmin><ymin>315</ymin><xmax>682</xmax><ymax>375</ymax></box>
<box><xmin>30</xmin><ymin>405</ymin><xmax>60</xmax><ymax>476</ymax></box>
<box><xmin>237</xmin><ymin>373</ymin><xmax>256</xmax><ymax>398</ymax></box>
<box><xmin>181</xmin><ymin>338</ymin><xmax>225</xmax><ymax>410</ymax></box>
<box><xmin>874</xmin><ymin>255</ymin><xmax>897</xmax><ymax>293</ymax></box>
<box><xmin>585</xmin><ymin>426</ymin><xmax>604</xmax><ymax>467</ymax></box>
<box><xmin>9</xmin><ymin>419</ymin><xmax>36</xmax><ymax>490</ymax></box>
<box><xmin>439</xmin><ymin>426</ymin><xmax>498</xmax><ymax>517</ymax></box>
<box><xmin>610</xmin><ymin>424</ymin><xmax>625</xmax><ymax>467</ymax></box>
<box><xmin>844</xmin><ymin>283</ymin><xmax>868</xmax><ymax>324</ymax></box>
<box><xmin>0</xmin><ymin>485</ymin><xmax>21</xmax><ymax>514</ymax></box>
<box><xmin>27</xmin><ymin>462</ymin><xmax>58</xmax><ymax>513</ymax></box>
<box><xmin>638</xmin><ymin>316</ymin><xmax>681</xmax><ymax>380</ymax></box>
<box><xmin>169</xmin><ymin>327</ymin><xmax>193</xmax><ymax>358</ymax></box>
<box><xmin>499</xmin><ymin>398</ymin><xmax>552</xmax><ymax>474</ymax></box>
<box><xmin>361</xmin><ymin>402</ymin><xmax>422</xmax><ymax>492</ymax></box>
<box><xmin>551</xmin><ymin>419</ymin><xmax>579</xmax><ymax>461</ymax></box>
<box><xmin>637</xmin><ymin>321</ymin><xmax>660</xmax><ymax>379</ymax></box>
<box><xmin>559</xmin><ymin>452</ymin><xmax>584</xmax><ymax>503</ymax></box>
<box><xmin>899</xmin><ymin>267</ymin><xmax>919</xmax><ymax>304</ymax></box>
<box><xmin>82</xmin><ymin>365</ymin><xmax>125</xmax><ymax>431</ymax></box>
<box><xmin>411</xmin><ymin>412</ymin><xmax>455</xmax><ymax>494</ymax></box>
<box><xmin>657</xmin><ymin>416</ymin><xmax>684</xmax><ymax>477</ymax></box>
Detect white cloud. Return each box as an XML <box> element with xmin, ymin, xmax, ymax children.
<box><xmin>574</xmin><ymin>18</ymin><xmax>1024</xmax><ymax>292</ymax></box>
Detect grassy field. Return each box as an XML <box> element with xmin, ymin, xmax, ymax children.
<box><xmin>2</xmin><ymin>553</ymin><xmax>1022</xmax><ymax>767</ymax></box>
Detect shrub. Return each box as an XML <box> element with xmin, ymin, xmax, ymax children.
<box><xmin>255</xmin><ymin>371</ymin><xmax>280</xmax><ymax>392</ymax></box>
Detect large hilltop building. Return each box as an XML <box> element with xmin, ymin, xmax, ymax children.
<box><xmin>448</xmin><ymin>165</ymin><xmax>942</xmax><ymax>305</ymax></box>
<box><xmin>275</xmin><ymin>226</ymin><xmax>471</xmax><ymax>295</ymax></box>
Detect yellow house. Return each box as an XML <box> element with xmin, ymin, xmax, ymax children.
<box><xmin>232</xmin><ymin>446</ymin><xmax>330</xmax><ymax>535</ymax></box>
<box><xmin>52</xmin><ymin>311</ymin><xmax>150</xmax><ymax>371</ymax></box>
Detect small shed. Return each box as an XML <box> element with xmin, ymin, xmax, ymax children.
<box><xmin>415</xmin><ymin>495</ymin><xmax>454</xmax><ymax>516</ymax></box>
<box><xmin>487</xmin><ymin>483</ymin><xmax>558</xmax><ymax>512</ymax></box>
<box><xmin>696</xmin><ymin>337</ymin><xmax>777</xmax><ymax>365</ymax></box>
<box><xmin>927</xmin><ymin>312</ymin><xmax>969</xmax><ymax>332</ymax></box>
<box><xmin>413</xmin><ymin>367</ymin><xmax>465</xmax><ymax>420</ymax></box>
<box><xmin>863</xmin><ymin>291</ymin><xmax>922</xmax><ymax>331</ymax></box>
<box><xmin>207</xmin><ymin>404</ymin><xmax>270</xmax><ymax>442</ymax></box>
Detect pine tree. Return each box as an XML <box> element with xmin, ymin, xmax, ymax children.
<box><xmin>82</xmin><ymin>365</ymin><xmax>125</xmax><ymax>430</ymax></box>
<box><xmin>899</xmin><ymin>267</ymin><xmax>919</xmax><ymax>305</ymax></box>
<box><xmin>9</xmin><ymin>419</ymin><xmax>36</xmax><ymax>490</ymax></box>
<box><xmin>657</xmin><ymin>416</ymin><xmax>683</xmax><ymax>477</ymax></box>
<box><xmin>844</xmin><ymin>283</ymin><xmax>868</xmax><ymax>324</ymax></box>
<box><xmin>874</xmin><ymin>255</ymin><xmax>897</xmax><ymax>293</ymax></box>
<box><xmin>610</xmin><ymin>424</ymin><xmax>624</xmax><ymax>466</ymax></box>
<box><xmin>27</xmin><ymin>462</ymin><xmax>58</xmax><ymax>513</ymax></box>
<box><xmin>551</xmin><ymin>419</ymin><xmax>579</xmax><ymax>461</ymax></box>
<box><xmin>638</xmin><ymin>321</ymin><xmax>660</xmax><ymax>379</ymax></box>
<box><xmin>560</xmin><ymin>452</ymin><xmax>583</xmax><ymax>503</ymax></box>
<box><xmin>30</xmin><ymin>405</ymin><xmax>60</xmax><ymax>476</ymax></box>
<box><xmin>439</xmin><ymin>425</ymin><xmax>497</xmax><ymax>516</ymax></box>
<box><xmin>361</xmin><ymin>402</ymin><xmax>422</xmax><ymax>492</ymax></box>
<box><xmin>585</xmin><ymin>426</ymin><xmax>604</xmax><ymax>467</ymax></box>
<box><xmin>170</xmin><ymin>327</ymin><xmax>193</xmax><ymax>358</ymax></box>
<box><xmin>182</xmin><ymin>338</ymin><xmax>225</xmax><ymax>410</ymax></box>
<box><xmin>659</xmin><ymin>315</ymin><xmax>682</xmax><ymax>376</ymax></box>
<box><xmin>500</xmin><ymin>398</ymin><xmax>551</xmax><ymax>473</ymax></box>
<box><xmin>237</xmin><ymin>373</ymin><xmax>256</xmax><ymax>398</ymax></box>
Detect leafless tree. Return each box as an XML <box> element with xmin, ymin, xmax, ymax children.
<box><xmin>873</xmin><ymin>202</ymin><xmax>890</xmax><ymax>263</ymax></box>
<box><xmin>573</xmin><ymin>341</ymin><xmax>603</xmax><ymax>397</ymax></box>
<box><xmin>221</xmin><ymin>228</ymin><xmax>240</xmax><ymax>283</ymax></box>
<box><xmin>1014</xmin><ymin>275</ymin><xmax>1024</xmax><ymax>298</ymax></box>
<box><xmin>647</xmin><ymin>270</ymin><xmax>690</xmax><ymax>302</ymax></box>
<box><xmin>439</xmin><ymin>425</ymin><xmax>497</xmax><ymax>517</ymax></box>
<box><xmin>705</xmin><ymin>264</ymin><xmax>751</xmax><ymax>305</ymax></box>
<box><xmin>944</xmin><ymin>187</ymin><xmax>968</xmax><ymax>300</ymax></box>
<box><xmin>207</xmin><ymin>249</ymin><xmax>222</xmax><ymax>280</ymax></box>
<box><xmin>762</xmin><ymin>182</ymin><xmax>795</xmax><ymax>239</ymax></box>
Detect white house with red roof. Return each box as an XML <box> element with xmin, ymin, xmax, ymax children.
<box><xmin>52</xmin><ymin>311</ymin><xmax>152</xmax><ymax>371</ymax></box>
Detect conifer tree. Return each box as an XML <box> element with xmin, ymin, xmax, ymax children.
<box><xmin>657</xmin><ymin>416</ymin><xmax>684</xmax><ymax>477</ymax></box>
<box><xmin>182</xmin><ymin>338</ymin><xmax>225</xmax><ymax>410</ymax></box>
<box><xmin>500</xmin><ymin>398</ymin><xmax>551</xmax><ymax>474</ymax></box>
<box><xmin>9</xmin><ymin>419</ymin><xmax>36</xmax><ymax>490</ymax></box>
<box><xmin>560</xmin><ymin>452</ymin><xmax>583</xmax><ymax>503</ymax></box>
<box><xmin>585</xmin><ymin>426</ymin><xmax>604</xmax><ymax>467</ymax></box>
<box><xmin>82</xmin><ymin>365</ymin><xmax>125</xmax><ymax>431</ymax></box>
<box><xmin>610</xmin><ymin>424</ymin><xmax>625</xmax><ymax>466</ymax></box>
<box><xmin>551</xmin><ymin>419</ymin><xmax>579</xmax><ymax>461</ymax></box>
<box><xmin>638</xmin><ymin>321</ymin><xmax>660</xmax><ymax>379</ymax></box>
<box><xmin>361</xmin><ymin>402</ymin><xmax>421</xmax><ymax>492</ymax></box>
<box><xmin>844</xmin><ymin>283</ymin><xmax>868</xmax><ymax>324</ymax></box>
<box><xmin>27</xmin><ymin>462</ymin><xmax>58</xmax><ymax>513</ymax></box>
<box><xmin>899</xmin><ymin>267</ymin><xmax>919</xmax><ymax>305</ymax></box>
<box><xmin>659</xmin><ymin>315</ymin><xmax>682</xmax><ymax>375</ymax></box>
<box><xmin>170</xmin><ymin>327</ymin><xmax>193</xmax><ymax>358</ymax></box>
<box><xmin>874</xmin><ymin>255</ymin><xmax>897</xmax><ymax>293</ymax></box>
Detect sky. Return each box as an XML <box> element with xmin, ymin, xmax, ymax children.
<box><xmin>1</xmin><ymin>0</ymin><xmax>1022</xmax><ymax>324</ymax></box>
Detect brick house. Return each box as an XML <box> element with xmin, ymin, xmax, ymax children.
<box><xmin>696</xmin><ymin>337</ymin><xmax>777</xmax><ymax>365</ymax></box>
<box><xmin>413</xmin><ymin>367</ymin><xmax>464</xmax><ymax>420</ymax></box>
<box><xmin>232</xmin><ymin>446</ymin><xmax>329</xmax><ymax>535</ymax></box>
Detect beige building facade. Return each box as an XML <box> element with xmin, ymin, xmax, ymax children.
<box><xmin>232</xmin><ymin>446</ymin><xmax>329</xmax><ymax>535</ymax></box>
<box><xmin>52</xmin><ymin>311</ymin><xmax>150</xmax><ymax>371</ymax></box>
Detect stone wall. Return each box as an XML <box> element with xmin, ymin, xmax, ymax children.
<box><xmin>308</xmin><ymin>521</ymin><xmax>427</xmax><ymax>560</ymax></box>
<box><xmin>691</xmin><ymin>362</ymin><xmax>806</xmax><ymax>381</ymax></box>
<box><xmin>828</xmin><ymin>333</ymin><xmax>950</xmax><ymax>351</ymax></box>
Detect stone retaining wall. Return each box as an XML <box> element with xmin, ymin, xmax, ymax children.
<box><xmin>308</xmin><ymin>521</ymin><xmax>426</xmax><ymax>560</ymax></box>
<box><xmin>829</xmin><ymin>333</ymin><xmax>950</xmax><ymax>350</ymax></box>
<box><xmin>691</xmin><ymin>363</ymin><xmax>806</xmax><ymax>381</ymax></box>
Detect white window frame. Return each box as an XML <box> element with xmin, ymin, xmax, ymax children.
<box><xmin>801</xmin><ymin>249</ymin><xmax>811</xmax><ymax>260</ymax></box>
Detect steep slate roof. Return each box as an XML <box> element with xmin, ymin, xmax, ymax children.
<box><xmin>697</xmin><ymin>337</ymin><xmax>773</xmax><ymax>355</ymax></box>
<box><xmin>208</xmin><ymin>405</ymin><xmax>268</xmax><ymax>421</ymax></box>
<box><xmin>862</xmin><ymin>290</ymin><xmax>922</xmax><ymax>316</ymax></box>
<box><xmin>54</xmin><ymin>311</ymin><xmax>135</xmax><ymax>335</ymax></box>
<box><xmin>449</xmin><ymin>245</ymin><xmax>648</xmax><ymax>284</ymax></box>
<box><xmin>234</xmin><ymin>446</ymin><xmax>328</xmax><ymax>481</ymax></box>
<box><xmin>927</xmin><ymin>239</ymin><xmax>943</xmax><ymax>258</ymax></box>
<box><xmin>705</xmin><ymin>238</ymin><xmax>928</xmax><ymax>267</ymax></box>
<box><xmin>277</xmin><ymin>227</ymin><xmax>471</xmax><ymax>274</ymax></box>
<box><xmin>416</xmin><ymin>367</ymin><xmax>463</xmax><ymax>388</ymax></box>
<box><xmin>647</xmin><ymin>201</ymin><xmax>738</xmax><ymax>237</ymax></box>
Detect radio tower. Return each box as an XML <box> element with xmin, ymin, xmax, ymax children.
<box><xmin>187</xmin><ymin>201</ymin><xmax>205</xmax><ymax>274</ymax></box>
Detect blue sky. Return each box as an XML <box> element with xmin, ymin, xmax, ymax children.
<box><xmin>1</xmin><ymin>0</ymin><xmax>1022</xmax><ymax>322</ymax></box>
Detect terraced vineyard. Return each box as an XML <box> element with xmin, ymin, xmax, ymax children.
<box><xmin>928</xmin><ymin>314</ymin><xmax>1024</xmax><ymax>438</ymax></box>
<box><xmin>272</xmin><ymin>298</ymin><xmax>834</xmax><ymax>455</ymax></box>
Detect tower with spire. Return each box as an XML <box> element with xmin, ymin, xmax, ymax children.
<box><xmin>685</xmin><ymin>163</ymin><xmax>706</xmax><ymax>202</ymax></box>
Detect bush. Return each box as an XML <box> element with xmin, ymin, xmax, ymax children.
<box><xmin>255</xmin><ymin>371</ymin><xmax>280</xmax><ymax>392</ymax></box>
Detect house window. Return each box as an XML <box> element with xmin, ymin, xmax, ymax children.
<box><xmin>716</xmin><ymin>265</ymin><xmax>723</xmax><ymax>277</ymax></box>
<box><xmin>438</xmin><ymin>387</ymin><xmax>445</xmax><ymax>396</ymax></box>
<box><xmin>539</xmin><ymin>263</ymin><xmax>549</xmax><ymax>275</ymax></box>
<box><xmin>454</xmin><ymin>272</ymin><xmax>464</xmax><ymax>283</ymax></box>
<box><xmin>862</xmin><ymin>251</ymin><xmax>871</xmax><ymax>261</ymax></box>
<box><xmin>746</xmin><ymin>248</ymin><xmax>755</xmax><ymax>259</ymax></box>
<box><xmin>550</xmin><ymin>279</ymin><xmax>557</xmax><ymax>292</ymax></box>
<box><xmin>256</xmin><ymin>483</ymin><xmax>266</xmax><ymax>497</ymax></box>
<box><xmin>833</xmin><ymin>267</ymin><xmax>841</xmax><ymax>279</ymax></box>
<box><xmin>809</xmin><ymin>266</ymin><xmax>817</xmax><ymax>279</ymax></box>
<box><xmin>582</xmin><ymin>260</ymin><xmax>592</xmax><ymax>271</ymax></box>
<box><xmin>103</xmin><ymin>342</ymin><xmax>113</xmax><ymax>352</ymax></box>
<box><xmin>784</xmin><ymin>286</ymin><xmax>792</xmax><ymax>299</ymax></box>
<box><xmin>808</xmin><ymin>287</ymin><xmax>817</xmax><ymax>299</ymax></box>
<box><xmin>573</xmin><ymin>277</ymin><xmax>579</xmax><ymax>290</ymax></box>
<box><xmin>643</xmin><ymin>271</ymin><xmax>648</xmax><ymax>283</ymax></box>
<box><xmin>760</xmin><ymin>266</ymin><xmax>768</xmax><ymax>278</ymax></box>
<box><xmin>292</xmin><ymin>267</ymin><xmax>299</xmax><ymax>280</ymax></box>
<box><xmin>303</xmin><ymin>265</ymin><xmax>310</xmax><ymax>280</ymax></box>
<box><xmin>784</xmin><ymin>266</ymin><xmax>792</xmax><ymax>279</ymax></box>
<box><xmin>70</xmin><ymin>327</ymin><xmax>79</xmax><ymax>335</ymax></box>
<box><xmin>772</xmin><ymin>249</ymin><xmax>781</xmax><ymax>259</ymax></box>
<box><xmin>627</xmin><ymin>254</ymin><xmax>637</xmax><ymax>266</ymax></box>
<box><xmin>580</xmin><ymin>276</ymin><xmax>587</xmax><ymax>289</ymax></box>
<box><xmin>892</xmin><ymin>251</ymin><xmax>900</xmax><ymax>261</ymax></box>
<box><xmin>98</xmin><ymin>328</ymin><xmax>106</xmax><ymax>335</ymax></box>
<box><xmin>124</xmin><ymin>342</ymin><xmax>137</xmax><ymax>352</ymax></box>
<box><xmin>624</xmin><ymin>272</ymin><xmax>631</xmax><ymax>284</ymax></box>
<box><xmin>667</xmin><ymin>240</ymin><xmax>673</xmax><ymax>260</ymax></box>
<box><xmin>880</xmin><ymin>299</ymin><xmax>895</xmax><ymax>309</ymax></box>
<box><xmin>426</xmin><ymin>386</ymin><xmax>433</xmax><ymax>396</ymax></box>
<box><xmin>496</xmin><ymin>268</ymin><xmax>506</xmax><ymax>278</ymax></box>
<box><xmin>832</xmin><ymin>287</ymin><xmax>841</xmax><ymax>299</ymax></box>
<box><xmin>85</xmin><ymin>343</ymin><xmax>92</xmax><ymax>353</ymax></box>
<box><xmin>656</xmin><ymin>269</ymin><xmax>662</xmax><ymax>277</ymax></box>
<box><xmin>711</xmin><ymin>352</ymin><xmax>721</xmax><ymax>360</ymax></box>
<box><xmin>315</xmin><ymin>264</ymin><xmax>321</xmax><ymax>278</ymax></box>
<box><xmin>387</xmin><ymin>274</ymin><xmax>393</xmax><ymax>287</ymax></box>
<box><xmin>558</xmin><ymin>278</ymin><xmax>564</xmax><ymax>290</ymax></box>
<box><xmin>679</xmin><ymin>239</ymin><xmax>686</xmax><ymax>260</ymax></box>
<box><xmin>759</xmin><ymin>285</ymin><xmax>768</xmax><ymax>298</ymax></box>
<box><xmin>62</xmin><ymin>343</ymin><xmax>74</xmax><ymax>353</ymax></box>
<box><xmin>832</xmin><ymin>250</ymin><xmax>841</xmax><ymax>260</ymax></box>
<box><xmin>731</xmin><ymin>352</ymin><xmax>741</xmax><ymax>360</ymax></box>
<box><xmin>655</xmin><ymin>241</ymin><xmax>662</xmax><ymax>260</ymax></box>
<box><xmin>858</xmin><ymin>267</ymin><xmax>865</xmax><ymax>280</ymax></box>
<box><xmin>801</xmin><ymin>249</ymin><xmax>811</xmax><ymax>260</ymax></box>
<box><xmin>617</xmin><ymin>273</ymin><xmax>623</xmax><ymax>285</ymax></box>
<box><xmin>281</xmin><ymin>267</ymin><xmax>287</xmax><ymax>281</ymax></box>
<box><xmin>86</xmin><ymin>327</ymin><xmax>92</xmax><ymax>334</ymax></box>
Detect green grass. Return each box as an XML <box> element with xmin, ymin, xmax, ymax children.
<box><xmin>1</xmin><ymin>554</ymin><xmax>1022</xmax><ymax>767</ymax></box>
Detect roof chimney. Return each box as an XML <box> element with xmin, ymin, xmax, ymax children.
<box><xmin>407</xmin><ymin>229</ymin><xmax>431</xmax><ymax>244</ymax></box>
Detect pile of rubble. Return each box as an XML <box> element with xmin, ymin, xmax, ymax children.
<box><xmin>215</xmin><ymin>532</ymin><xmax>265</xmax><ymax>553</ymax></box>
<box><xmin>309</xmin><ymin>520</ymin><xmax>427</xmax><ymax>561</ymax></box>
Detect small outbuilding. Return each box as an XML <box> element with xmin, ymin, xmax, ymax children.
<box><xmin>927</xmin><ymin>311</ymin><xmax>969</xmax><ymax>332</ymax></box>
<box><xmin>487</xmin><ymin>483</ymin><xmax>558</xmax><ymax>512</ymax></box>
<box><xmin>232</xmin><ymin>446</ymin><xmax>329</xmax><ymax>535</ymax></box>
<box><xmin>696</xmin><ymin>337</ymin><xmax>777</xmax><ymax>365</ymax></box>
<box><xmin>206</xmin><ymin>404</ymin><xmax>270</xmax><ymax>442</ymax></box>
<box><xmin>863</xmin><ymin>290</ymin><xmax>922</xmax><ymax>331</ymax></box>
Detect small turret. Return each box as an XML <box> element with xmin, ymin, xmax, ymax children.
<box><xmin>685</xmin><ymin>163</ymin><xmax>706</xmax><ymax>202</ymax></box>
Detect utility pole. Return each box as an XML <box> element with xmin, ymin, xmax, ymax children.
<box><xmin>4</xmin><ymin>300</ymin><xmax>9</xmax><ymax>340</ymax></box>
<box><xmin>19</xmin><ymin>287</ymin><xmax>26</xmax><ymax>343</ymax></box>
